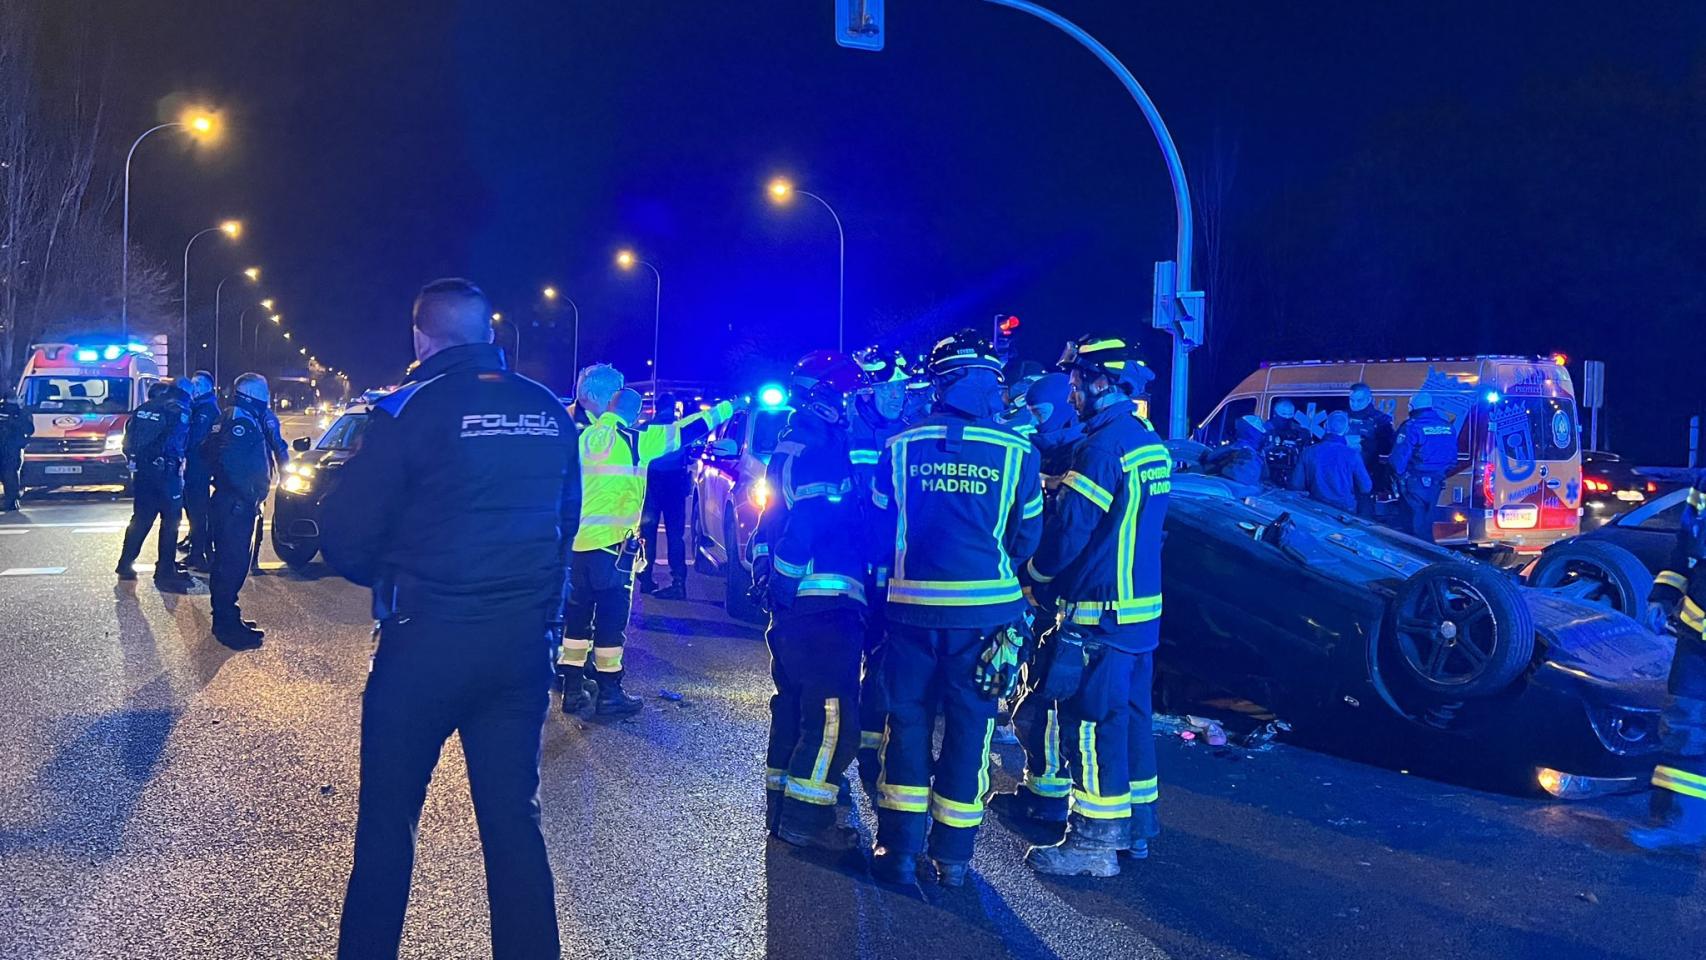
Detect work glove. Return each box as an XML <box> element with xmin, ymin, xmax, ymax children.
<box><xmin>1645</xmin><ymin>601</ymin><xmax>1675</xmax><ymax>636</ymax></box>
<box><xmin>974</xmin><ymin>624</ymin><xmax>1028</xmax><ymax>700</ymax></box>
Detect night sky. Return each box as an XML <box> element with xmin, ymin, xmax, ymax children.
<box><xmin>41</xmin><ymin>0</ymin><xmax>1706</xmax><ymax>460</ymax></box>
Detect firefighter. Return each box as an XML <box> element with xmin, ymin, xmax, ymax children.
<box><xmin>1016</xmin><ymin>335</ymin><xmax>1170</xmax><ymax>878</ymax></box>
<box><xmin>559</xmin><ymin>367</ymin><xmax>740</xmax><ymax>715</ymax></box>
<box><xmin>205</xmin><ymin>374</ymin><xmax>279</xmax><ymax>646</ymax></box>
<box><xmin>1345</xmin><ymin>382</ymin><xmax>1394</xmax><ymax>517</ymax></box>
<box><xmin>1388</xmin><ymin>392</ymin><xmax>1458</xmax><ymax>543</ymax></box>
<box><xmin>868</xmin><ymin>330</ymin><xmax>1043</xmax><ymax>887</ymax></box>
<box><xmin>848</xmin><ymin>346</ymin><xmax>911</xmax><ymax>802</ymax></box>
<box><xmin>181</xmin><ymin>370</ymin><xmax>221</xmax><ymax>569</ymax></box>
<box><xmin>1024</xmin><ymin>372</ymin><xmax>1083</xmax><ymax>478</ymax></box>
<box><xmin>752</xmin><ymin>351</ymin><xmax>871</xmax><ymax>850</ymax></box>
<box><xmin>116</xmin><ymin>379</ymin><xmax>195</xmax><ymax>590</ymax></box>
<box><xmin>637</xmin><ymin>392</ymin><xmax>691</xmax><ymax>599</ymax></box>
<box><xmin>0</xmin><ymin>383</ymin><xmax>32</xmax><ymax>511</ymax></box>
<box><xmin>1629</xmin><ymin>472</ymin><xmax>1706</xmax><ymax>851</ymax></box>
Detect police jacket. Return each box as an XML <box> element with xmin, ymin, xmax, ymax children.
<box><xmin>125</xmin><ymin>386</ymin><xmax>190</xmax><ymax>466</ymax></box>
<box><xmin>1289</xmin><ymin>434</ymin><xmax>1372</xmax><ymax>512</ymax></box>
<box><xmin>1652</xmin><ymin>472</ymin><xmax>1706</xmax><ymax>640</ymax></box>
<box><xmin>1022</xmin><ymin>398</ymin><xmax>1170</xmax><ymax>653</ymax></box>
<box><xmin>872</xmin><ymin>404</ymin><xmax>1043</xmax><ymax>630</ymax></box>
<box><xmin>0</xmin><ymin>399</ymin><xmax>34</xmax><ymax>454</ymax></box>
<box><xmin>1389</xmin><ymin>408</ymin><xmax>1458</xmax><ymax>475</ymax></box>
<box><xmin>574</xmin><ymin>399</ymin><xmax>734</xmax><ymax>552</ymax></box>
<box><xmin>320</xmin><ymin>343</ymin><xmax>581</xmax><ymax>622</ymax></box>
<box><xmin>184</xmin><ymin>394</ymin><xmax>222</xmax><ymax>475</ymax></box>
<box><xmin>206</xmin><ymin>395</ymin><xmax>277</xmax><ymax>505</ymax></box>
<box><xmin>750</xmin><ymin>411</ymin><xmax>869</xmax><ymax>619</ymax></box>
<box><xmin>1346</xmin><ymin>406</ymin><xmax>1394</xmax><ymax>470</ymax></box>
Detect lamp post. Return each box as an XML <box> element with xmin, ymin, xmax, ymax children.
<box><xmin>181</xmin><ymin>219</ymin><xmax>241</xmax><ymax>376</ymax></box>
<box><xmin>767</xmin><ymin>178</ymin><xmax>846</xmax><ymax>353</ymax></box>
<box><xmin>213</xmin><ymin>266</ymin><xmax>260</xmax><ymax>387</ymax></box>
<box><xmin>492</xmin><ymin>312</ymin><xmax>521</xmax><ymax>368</ymax></box>
<box><xmin>616</xmin><ymin>250</ymin><xmax>662</xmax><ymax>388</ymax></box>
<box><xmin>122</xmin><ymin>108</ymin><xmax>221</xmax><ymax>339</ymax></box>
<box><xmin>542</xmin><ymin>286</ymin><xmax>582</xmax><ymax>383</ymax></box>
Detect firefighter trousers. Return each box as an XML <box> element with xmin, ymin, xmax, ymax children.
<box><xmin>560</xmin><ymin>546</ymin><xmax>634</xmax><ymax>681</ymax></box>
<box><xmin>765</xmin><ymin>607</ymin><xmax>865</xmax><ymax>827</ymax></box>
<box><xmin>1652</xmin><ymin>626</ymin><xmax>1706</xmax><ymax>806</ymax></box>
<box><xmin>1018</xmin><ymin>648</ymin><xmax>1160</xmax><ymax>835</ymax></box>
<box><xmin>855</xmin><ymin>603</ymin><xmax>889</xmax><ymax>798</ymax></box>
<box><xmin>875</xmin><ymin>624</ymin><xmax>1000</xmax><ymax>864</ymax></box>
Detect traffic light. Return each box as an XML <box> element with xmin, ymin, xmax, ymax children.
<box><xmin>993</xmin><ymin>314</ymin><xmax>1020</xmax><ymax>363</ymax></box>
<box><xmin>834</xmin><ymin>0</ymin><xmax>885</xmax><ymax>51</ymax></box>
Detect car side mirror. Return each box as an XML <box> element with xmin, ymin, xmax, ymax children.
<box><xmin>704</xmin><ymin>437</ymin><xmax>739</xmax><ymax>459</ymax></box>
<box><xmin>291</xmin><ymin>436</ymin><xmax>311</xmax><ymax>452</ymax></box>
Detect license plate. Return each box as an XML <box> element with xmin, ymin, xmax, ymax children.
<box><xmin>43</xmin><ymin>465</ymin><xmax>82</xmax><ymax>475</ymax></box>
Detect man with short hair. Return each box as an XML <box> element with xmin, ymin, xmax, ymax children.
<box><xmin>0</xmin><ymin>384</ymin><xmax>31</xmax><ymax>511</ymax></box>
<box><xmin>322</xmin><ymin>278</ymin><xmax>579</xmax><ymax>959</ymax></box>
<box><xmin>1289</xmin><ymin>410</ymin><xmax>1373</xmax><ymax>513</ymax></box>
<box><xmin>1389</xmin><ymin>392</ymin><xmax>1459</xmax><ymax>543</ymax></box>
<box><xmin>116</xmin><ymin>379</ymin><xmax>195</xmax><ymax>590</ymax></box>
<box><xmin>181</xmin><ymin>370</ymin><xmax>222</xmax><ymax>569</ymax></box>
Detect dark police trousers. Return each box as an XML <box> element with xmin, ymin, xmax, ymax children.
<box><xmin>1</xmin><ymin>448</ymin><xmax>22</xmax><ymax>509</ymax></box>
<box><xmin>209</xmin><ymin>492</ymin><xmax>259</xmax><ymax>622</ymax></box>
<box><xmin>765</xmin><ymin>607</ymin><xmax>864</xmax><ymax>826</ymax></box>
<box><xmin>876</xmin><ymin>624</ymin><xmax>1000</xmax><ymax>864</ymax></box>
<box><xmin>1400</xmin><ymin>471</ymin><xmax>1445</xmax><ymax>543</ymax></box>
<box><xmin>119</xmin><ymin>463</ymin><xmax>183</xmax><ymax>571</ymax></box>
<box><xmin>562</xmin><ymin>546</ymin><xmax>633</xmax><ymax>680</ymax></box>
<box><xmin>639</xmin><ymin>470</ymin><xmax>689</xmax><ymax>587</ymax></box>
<box><xmin>340</xmin><ymin>610</ymin><xmax>560</xmax><ymax>959</ymax></box>
<box><xmin>183</xmin><ymin>460</ymin><xmax>214</xmax><ymax>561</ymax></box>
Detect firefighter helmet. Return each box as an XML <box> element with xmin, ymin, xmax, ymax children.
<box><xmin>789</xmin><ymin>350</ymin><xmax>866</xmax><ymax>423</ymax></box>
<box><xmin>1057</xmin><ymin>335</ymin><xmax>1155</xmax><ymax>394</ymax></box>
<box><xmin>926</xmin><ymin>329</ymin><xmax>1004</xmax><ymax>380</ymax></box>
<box><xmin>853</xmin><ymin>345</ymin><xmax>910</xmax><ymax>386</ymax></box>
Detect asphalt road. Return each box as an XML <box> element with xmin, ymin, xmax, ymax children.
<box><xmin>1</xmin><ymin>495</ymin><xmax>1703</xmax><ymax>960</ymax></box>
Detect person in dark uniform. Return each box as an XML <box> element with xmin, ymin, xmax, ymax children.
<box><xmin>116</xmin><ymin>379</ymin><xmax>195</xmax><ymax>590</ymax></box>
<box><xmin>205</xmin><ymin>373</ymin><xmax>277</xmax><ymax>646</ymax></box>
<box><xmin>181</xmin><ymin>370</ymin><xmax>221</xmax><ymax>569</ymax></box>
<box><xmin>1288</xmin><ymin>410</ymin><xmax>1372</xmax><ymax>512</ymax></box>
<box><xmin>320</xmin><ymin>278</ymin><xmax>580</xmax><ymax>959</ymax></box>
<box><xmin>1345</xmin><ymin>382</ymin><xmax>1394</xmax><ymax>517</ymax></box>
<box><xmin>1262</xmin><ymin>397</ymin><xmax>1309</xmax><ymax>485</ymax></box>
<box><xmin>1388</xmin><ymin>392</ymin><xmax>1459</xmax><ymax>543</ymax></box>
<box><xmin>637</xmin><ymin>392</ymin><xmax>691</xmax><ymax>599</ymax></box>
<box><xmin>0</xmin><ymin>384</ymin><xmax>31</xmax><ymax>511</ymax></box>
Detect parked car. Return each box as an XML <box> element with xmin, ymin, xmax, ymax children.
<box><xmin>1579</xmin><ymin>451</ymin><xmax>1679</xmax><ymax>531</ymax></box>
<box><xmin>1160</xmin><ymin>446</ymin><xmax>1671</xmax><ymax>794</ymax></box>
<box><xmin>690</xmin><ymin>396</ymin><xmax>791</xmax><ymax>622</ymax></box>
<box><xmin>270</xmin><ymin>401</ymin><xmax>371</xmax><ymax>569</ymax></box>
<box><xmin>1524</xmin><ymin>485</ymin><xmax>1692</xmax><ymax>616</ymax></box>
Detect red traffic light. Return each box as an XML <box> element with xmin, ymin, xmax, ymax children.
<box><xmin>999</xmin><ymin>315</ymin><xmax>1020</xmax><ymax>334</ymax></box>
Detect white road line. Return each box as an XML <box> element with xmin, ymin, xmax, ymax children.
<box><xmin>74</xmin><ymin>527</ymin><xmax>126</xmax><ymax>534</ymax></box>
<box><xmin>0</xmin><ymin>529</ymin><xmax>28</xmax><ymax>535</ymax></box>
<box><xmin>0</xmin><ymin>521</ymin><xmax>134</xmax><ymax>529</ymax></box>
<box><xmin>0</xmin><ymin>567</ymin><xmax>67</xmax><ymax>576</ymax></box>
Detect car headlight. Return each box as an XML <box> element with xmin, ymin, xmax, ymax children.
<box><xmin>749</xmin><ymin>478</ymin><xmax>772</xmax><ymax>510</ymax></box>
<box><xmin>104</xmin><ymin>433</ymin><xmax>125</xmax><ymax>451</ymax></box>
<box><xmin>281</xmin><ymin>473</ymin><xmax>312</xmax><ymax>495</ymax></box>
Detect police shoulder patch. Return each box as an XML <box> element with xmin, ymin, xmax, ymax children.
<box><xmin>232</xmin><ymin>424</ymin><xmax>247</xmax><ymax>437</ymax></box>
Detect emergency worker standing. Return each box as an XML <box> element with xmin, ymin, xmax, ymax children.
<box><xmin>868</xmin><ymin>330</ymin><xmax>1043</xmax><ymax>887</ymax></box>
<box><xmin>1345</xmin><ymin>382</ymin><xmax>1394</xmax><ymax>517</ymax></box>
<box><xmin>1024</xmin><ymin>372</ymin><xmax>1083</xmax><ymax>478</ymax></box>
<box><xmin>1017</xmin><ymin>336</ymin><xmax>1169</xmax><ymax>878</ymax></box>
<box><xmin>1628</xmin><ymin>472</ymin><xmax>1706</xmax><ymax>851</ymax></box>
<box><xmin>1388</xmin><ymin>392</ymin><xmax>1458</xmax><ymax>543</ymax></box>
<box><xmin>205</xmin><ymin>374</ymin><xmax>278</xmax><ymax>646</ymax></box>
<box><xmin>1262</xmin><ymin>397</ymin><xmax>1309</xmax><ymax>485</ymax></box>
<box><xmin>559</xmin><ymin>368</ymin><xmax>738</xmax><ymax>715</ymax></box>
<box><xmin>181</xmin><ymin>370</ymin><xmax>222</xmax><ymax>569</ymax></box>
<box><xmin>637</xmin><ymin>392</ymin><xmax>691</xmax><ymax>599</ymax></box>
<box><xmin>752</xmin><ymin>351</ymin><xmax>871</xmax><ymax>851</ymax></box>
<box><xmin>116</xmin><ymin>380</ymin><xmax>194</xmax><ymax>589</ymax></box>
<box><xmin>320</xmin><ymin>278</ymin><xmax>579</xmax><ymax>959</ymax></box>
<box><xmin>0</xmin><ymin>384</ymin><xmax>32</xmax><ymax>511</ymax></box>
<box><xmin>1288</xmin><ymin>410</ymin><xmax>1372</xmax><ymax>512</ymax></box>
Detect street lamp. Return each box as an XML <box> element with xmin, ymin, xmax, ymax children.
<box><xmin>180</xmin><ymin>218</ymin><xmax>242</xmax><ymax>376</ymax></box>
<box><xmin>122</xmin><ymin>105</ymin><xmax>222</xmax><ymax>339</ymax></box>
<box><xmin>493</xmin><ymin>312</ymin><xmax>522</xmax><ymax>368</ymax></box>
<box><xmin>767</xmin><ymin>177</ymin><xmax>846</xmax><ymax>352</ymax></box>
<box><xmin>616</xmin><ymin>250</ymin><xmax>662</xmax><ymax>388</ymax></box>
<box><xmin>213</xmin><ymin>266</ymin><xmax>259</xmax><ymax>386</ymax></box>
<box><xmin>542</xmin><ymin>285</ymin><xmax>558</xmax><ymax>301</ymax></box>
<box><xmin>540</xmin><ymin>286</ymin><xmax>582</xmax><ymax>384</ymax></box>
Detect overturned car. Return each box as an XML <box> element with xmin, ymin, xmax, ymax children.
<box><xmin>1158</xmin><ymin>447</ymin><xmax>1672</xmax><ymax>793</ymax></box>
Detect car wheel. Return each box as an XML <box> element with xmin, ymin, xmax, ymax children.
<box><xmin>1527</xmin><ymin>540</ymin><xmax>1651</xmax><ymax>618</ymax></box>
<box><xmin>1387</xmin><ymin>561</ymin><xmax>1535</xmax><ymax>699</ymax></box>
<box><xmin>691</xmin><ymin>495</ymin><xmax>717</xmax><ymax>575</ymax></box>
<box><xmin>270</xmin><ymin>522</ymin><xmax>317</xmax><ymax>570</ymax></box>
<box><xmin>723</xmin><ymin>512</ymin><xmax>764</xmax><ymax>624</ymax></box>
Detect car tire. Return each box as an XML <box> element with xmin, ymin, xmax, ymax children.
<box><xmin>1387</xmin><ymin>561</ymin><xmax>1535</xmax><ymax>699</ymax></box>
<box><xmin>270</xmin><ymin>523</ymin><xmax>317</xmax><ymax>571</ymax></box>
<box><xmin>723</xmin><ymin>512</ymin><xmax>763</xmax><ymax>624</ymax></box>
<box><xmin>1527</xmin><ymin>540</ymin><xmax>1651</xmax><ymax>618</ymax></box>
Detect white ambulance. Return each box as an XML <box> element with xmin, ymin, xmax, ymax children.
<box><xmin>14</xmin><ymin>342</ymin><xmax>163</xmax><ymax>491</ymax></box>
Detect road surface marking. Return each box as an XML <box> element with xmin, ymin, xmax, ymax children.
<box><xmin>75</xmin><ymin>527</ymin><xmax>126</xmax><ymax>534</ymax></box>
<box><xmin>0</xmin><ymin>521</ymin><xmax>134</xmax><ymax>529</ymax></box>
<box><xmin>257</xmin><ymin>561</ymin><xmax>286</xmax><ymax>571</ymax></box>
<box><xmin>0</xmin><ymin>567</ymin><xmax>66</xmax><ymax>576</ymax></box>
<box><xmin>0</xmin><ymin>529</ymin><xmax>28</xmax><ymax>535</ymax></box>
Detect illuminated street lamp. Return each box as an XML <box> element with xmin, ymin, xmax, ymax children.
<box><xmin>493</xmin><ymin>312</ymin><xmax>522</xmax><ymax>368</ymax></box>
<box><xmin>260</xmin><ymin>298</ymin><xmax>275</xmax><ymax>311</ymax></box>
<box><xmin>616</xmin><ymin>250</ymin><xmax>662</xmax><ymax>386</ymax></box>
<box><xmin>180</xmin><ymin>218</ymin><xmax>242</xmax><ymax>376</ymax></box>
<box><xmin>542</xmin><ymin>285</ymin><xmax>558</xmax><ymax>301</ymax></box>
<box><xmin>213</xmin><ymin>266</ymin><xmax>259</xmax><ymax>386</ymax></box>
<box><xmin>767</xmin><ymin>177</ymin><xmax>846</xmax><ymax>352</ymax></box>
<box><xmin>123</xmin><ymin>105</ymin><xmax>223</xmax><ymax>339</ymax></box>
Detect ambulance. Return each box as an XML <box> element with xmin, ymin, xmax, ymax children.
<box><xmin>14</xmin><ymin>341</ymin><xmax>163</xmax><ymax>492</ymax></box>
<box><xmin>1195</xmin><ymin>355</ymin><xmax>1583</xmax><ymax>555</ymax></box>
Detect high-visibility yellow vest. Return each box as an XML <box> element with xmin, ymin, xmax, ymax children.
<box><xmin>573</xmin><ymin>401</ymin><xmax>734</xmax><ymax>552</ymax></box>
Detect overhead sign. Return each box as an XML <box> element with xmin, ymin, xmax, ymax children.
<box><xmin>835</xmin><ymin>0</ymin><xmax>885</xmax><ymax>51</ymax></box>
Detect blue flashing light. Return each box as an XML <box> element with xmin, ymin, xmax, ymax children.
<box><xmin>101</xmin><ymin>345</ymin><xmax>122</xmax><ymax>360</ymax></box>
<box><xmin>127</xmin><ymin>342</ymin><xmax>150</xmax><ymax>354</ymax></box>
<box><xmin>1485</xmin><ymin>390</ymin><xmax>1502</xmax><ymax>404</ymax></box>
<box><xmin>74</xmin><ymin>348</ymin><xmax>99</xmax><ymax>363</ymax></box>
<box><xmin>758</xmin><ymin>384</ymin><xmax>787</xmax><ymax>408</ymax></box>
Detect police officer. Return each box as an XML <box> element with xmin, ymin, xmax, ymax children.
<box><xmin>205</xmin><ymin>374</ymin><xmax>279</xmax><ymax>646</ymax></box>
<box><xmin>1289</xmin><ymin>410</ymin><xmax>1372</xmax><ymax>513</ymax></box>
<box><xmin>752</xmin><ymin>351</ymin><xmax>871</xmax><ymax>851</ymax></box>
<box><xmin>637</xmin><ymin>392</ymin><xmax>691</xmax><ymax>599</ymax></box>
<box><xmin>320</xmin><ymin>278</ymin><xmax>579</xmax><ymax>959</ymax></box>
<box><xmin>868</xmin><ymin>330</ymin><xmax>1043</xmax><ymax>887</ymax></box>
<box><xmin>1014</xmin><ymin>336</ymin><xmax>1169</xmax><ymax>878</ymax></box>
<box><xmin>1629</xmin><ymin>472</ymin><xmax>1706</xmax><ymax>851</ymax></box>
<box><xmin>181</xmin><ymin>370</ymin><xmax>221</xmax><ymax>569</ymax></box>
<box><xmin>116</xmin><ymin>379</ymin><xmax>195</xmax><ymax>590</ymax></box>
<box><xmin>1388</xmin><ymin>392</ymin><xmax>1458</xmax><ymax>543</ymax></box>
<box><xmin>1262</xmin><ymin>397</ymin><xmax>1309</xmax><ymax>484</ymax></box>
<box><xmin>1345</xmin><ymin>382</ymin><xmax>1395</xmax><ymax>517</ymax></box>
<box><xmin>559</xmin><ymin>367</ymin><xmax>738</xmax><ymax>715</ymax></box>
<box><xmin>0</xmin><ymin>383</ymin><xmax>31</xmax><ymax>511</ymax></box>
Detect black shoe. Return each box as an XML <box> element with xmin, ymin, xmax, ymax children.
<box><xmin>655</xmin><ymin>581</ymin><xmax>687</xmax><ymax>600</ymax></box>
<box><xmin>929</xmin><ymin>859</ymin><xmax>970</xmax><ymax>887</ymax></box>
<box><xmin>214</xmin><ymin>619</ymin><xmax>264</xmax><ymax>649</ymax></box>
<box><xmin>115</xmin><ymin>564</ymin><xmax>138</xmax><ymax>581</ymax></box>
<box><xmin>594</xmin><ymin>675</ymin><xmax>644</xmax><ymax>716</ymax></box>
<box><xmin>636</xmin><ymin>577</ymin><xmax>658</xmax><ymax>595</ymax></box>
<box><xmin>870</xmin><ymin>848</ymin><xmax>924</xmax><ymax>890</ymax></box>
<box><xmin>183</xmin><ymin>554</ymin><xmax>209</xmax><ymax>571</ymax></box>
<box><xmin>153</xmin><ymin>571</ymin><xmax>197</xmax><ymax>592</ymax></box>
<box><xmin>559</xmin><ymin>675</ymin><xmax>597</xmax><ymax>714</ymax></box>
<box><xmin>776</xmin><ymin>809</ymin><xmax>861</xmax><ymax>852</ymax></box>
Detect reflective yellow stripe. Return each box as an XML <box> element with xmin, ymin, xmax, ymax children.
<box><xmin>976</xmin><ymin>717</ymin><xmax>994</xmax><ymax>809</ymax></box>
<box><xmin>875</xmin><ymin>719</ymin><xmax>929</xmax><ymax>812</ymax></box>
<box><xmin>1022</xmin><ymin>493</ymin><xmax>1044</xmax><ymax>520</ymax></box>
<box><xmin>859</xmin><ymin>730</ymin><xmax>883</xmax><ymax>751</ymax></box>
<box><xmin>1061</xmin><ymin>471</ymin><xmax>1113</xmax><ymax>511</ymax></box>
<box><xmin>1023</xmin><ymin>774</ymin><xmax>1073</xmax><ymax>798</ymax></box>
<box><xmin>797</xmin><ymin>574</ymin><xmax>867</xmax><ymax>604</ymax></box>
<box><xmin>993</xmin><ymin>445</ymin><xmax>1019</xmax><ymax>582</ymax></box>
<box><xmin>1120</xmin><ymin>443</ymin><xmax>1171</xmax><ymax>471</ymax></box>
<box><xmin>764</xmin><ymin>767</ymin><xmax>788</xmax><ymax>791</ymax></box>
<box><xmin>1024</xmin><ymin>558</ymin><xmax>1055</xmax><ymax>584</ymax></box>
<box><xmin>785</xmin><ymin>776</ymin><xmax>839</xmax><ymax>806</ymax></box>
<box><xmin>887</xmin><ymin>577</ymin><xmax>1023</xmax><ymax>607</ymax></box>
<box><xmin>1656</xmin><ymin>570</ymin><xmax>1690</xmax><ymax>593</ymax></box>
<box><xmin>557</xmin><ymin>637</ymin><xmax>590</xmax><ymax>667</ymax></box>
<box><xmin>849</xmin><ymin>449</ymin><xmax>882</xmax><ymax>465</ymax></box>
<box><xmin>1080</xmin><ymin>721</ymin><xmax>1099</xmax><ymax>800</ymax></box>
<box><xmin>1653</xmin><ymin>765</ymin><xmax>1706</xmax><ymax>800</ymax></box>
<box><xmin>773</xmin><ymin>556</ymin><xmax>808</xmax><ymax>578</ymax></box>
<box><xmin>930</xmin><ymin>791</ymin><xmax>986</xmax><ymax>828</ymax></box>
<box><xmin>1130</xmin><ymin>776</ymin><xmax>1159</xmax><ymax>804</ymax></box>
<box><xmin>1066</xmin><ymin>595</ymin><xmax>1164</xmax><ymax>625</ymax></box>
<box><xmin>961</xmin><ymin>426</ymin><xmax>1032</xmax><ymax>451</ymax></box>
<box><xmin>1683</xmin><ymin>597</ymin><xmax>1706</xmax><ymax>635</ymax></box>
<box><xmin>1071</xmin><ymin>788</ymin><xmax>1133</xmax><ymax>819</ymax></box>
<box><xmin>1689</xmin><ymin>488</ymin><xmax>1706</xmax><ymax>511</ymax></box>
<box><xmin>592</xmin><ymin>645</ymin><xmax>624</xmax><ymax>673</ymax></box>
<box><xmin>811</xmin><ymin>698</ymin><xmax>840</xmax><ymax>783</ymax></box>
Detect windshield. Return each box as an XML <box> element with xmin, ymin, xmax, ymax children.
<box><xmin>21</xmin><ymin>376</ymin><xmax>132</xmax><ymax>415</ymax></box>
<box><xmin>316</xmin><ymin>412</ymin><xmax>370</xmax><ymax>451</ymax></box>
<box><xmin>1489</xmin><ymin>395</ymin><xmax>1578</xmax><ymax>462</ymax></box>
<box><xmin>752</xmin><ymin>408</ymin><xmax>790</xmax><ymax>458</ymax></box>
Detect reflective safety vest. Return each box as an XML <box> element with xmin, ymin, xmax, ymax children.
<box><xmin>872</xmin><ymin>413</ymin><xmax>1043</xmax><ymax>629</ymax></box>
<box><xmin>573</xmin><ymin>400</ymin><xmax>734</xmax><ymax>552</ymax></box>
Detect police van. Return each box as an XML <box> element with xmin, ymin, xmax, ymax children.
<box><xmin>1195</xmin><ymin>355</ymin><xmax>1583</xmax><ymax>554</ymax></box>
<box><xmin>14</xmin><ymin>341</ymin><xmax>163</xmax><ymax>492</ymax></box>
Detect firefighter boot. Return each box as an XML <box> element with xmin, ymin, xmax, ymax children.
<box><xmin>1026</xmin><ymin>814</ymin><xmax>1126</xmax><ymax>878</ymax></box>
<box><xmin>1629</xmin><ymin>791</ymin><xmax>1706</xmax><ymax>852</ymax></box>
<box><xmin>594</xmin><ymin>672</ymin><xmax>643</xmax><ymax>716</ymax></box>
<box><xmin>1121</xmin><ymin>803</ymin><xmax>1159</xmax><ymax>860</ymax></box>
<box><xmin>765</xmin><ymin>791</ymin><xmax>782</xmax><ymax>836</ymax></box>
<box><xmin>775</xmin><ymin>800</ymin><xmax>860</xmax><ymax>852</ymax></box>
<box><xmin>928</xmin><ymin>859</ymin><xmax>970</xmax><ymax>887</ymax></box>
<box><xmin>870</xmin><ymin>847</ymin><xmax>924</xmax><ymax>892</ymax></box>
<box><xmin>558</xmin><ymin>671</ymin><xmax>597</xmax><ymax>714</ymax></box>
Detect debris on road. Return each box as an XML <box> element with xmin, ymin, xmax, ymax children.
<box><xmin>659</xmin><ymin>688</ymin><xmax>685</xmax><ymax>702</ymax></box>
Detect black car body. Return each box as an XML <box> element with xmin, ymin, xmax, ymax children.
<box><xmin>271</xmin><ymin>402</ymin><xmax>370</xmax><ymax>568</ymax></box>
<box><xmin>1580</xmin><ymin>451</ymin><xmax>1680</xmax><ymax>531</ymax></box>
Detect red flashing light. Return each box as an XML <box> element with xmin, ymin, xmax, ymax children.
<box><xmin>1584</xmin><ymin>477</ymin><xmax>1610</xmax><ymax>493</ymax></box>
<box><xmin>999</xmin><ymin>315</ymin><xmax>1020</xmax><ymax>334</ymax></box>
<box><xmin>1549</xmin><ymin>352</ymin><xmax>1568</xmax><ymax>366</ymax></box>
